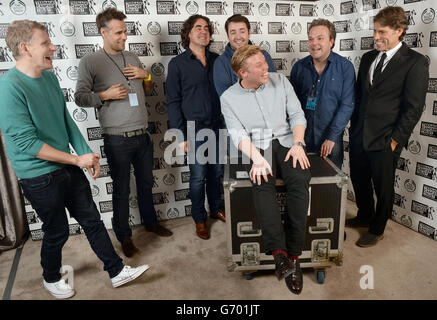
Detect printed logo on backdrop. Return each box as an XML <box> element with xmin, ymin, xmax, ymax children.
<box><xmin>66</xmin><ymin>66</ymin><xmax>79</xmax><ymax>81</ymax></box>
<box><xmin>145</xmin><ymin>82</ymin><xmax>159</xmax><ymax>96</ymax></box>
<box><xmin>75</xmin><ymin>44</ymin><xmax>99</xmax><ymax>58</ymax></box>
<box><xmin>404</xmin><ymin>0</ymin><xmax>425</xmax><ymax>4</ymax></box>
<box><xmin>69</xmin><ymin>0</ymin><xmax>96</xmax><ymax>15</ymax></box>
<box><xmin>422</xmin><ymin>8</ymin><xmax>435</xmax><ymax>24</ymax></box>
<box><xmin>91</xmin><ymin>185</ymin><xmax>99</xmax><ymax>197</ymax></box>
<box><xmin>412</xmin><ymin>200</ymin><xmax>434</xmax><ymax>220</ymax></box>
<box><xmin>159</xmin><ymin>139</ymin><xmax>171</xmax><ymax>151</ymax></box>
<box><xmin>168</xmin><ymin>21</ymin><xmax>183</xmax><ymax>36</ymax></box>
<box><xmin>209</xmin><ymin>41</ymin><xmax>225</xmax><ymax>55</ymax></box>
<box><xmin>361</xmin><ymin>37</ymin><xmax>374</xmax><ymax>50</ymax></box>
<box><xmin>148</xmin><ymin>121</ymin><xmax>162</xmax><ymax>134</ymax></box>
<box><xmin>272</xmin><ymin>58</ymin><xmax>288</xmax><ymax>71</ymax></box>
<box><xmin>428</xmin><ymin>79</ymin><xmax>437</xmax><ymax>93</ymax></box>
<box><xmin>300</xmin><ymin>4</ymin><xmax>317</xmax><ymax>17</ymax></box>
<box><xmin>334</xmin><ymin>20</ymin><xmax>352</xmax><ymax>33</ymax></box>
<box><xmin>60</xmin><ymin>21</ymin><xmax>76</xmax><ymax>37</ymax></box>
<box><xmin>275</xmin><ymin>3</ymin><xmax>294</xmax><ymax>16</ymax></box>
<box><xmin>323</xmin><ymin>4</ymin><xmax>334</xmax><ymax>16</ymax></box>
<box><xmin>340</xmin><ymin>1</ymin><xmax>358</xmax><ymax>15</ymax></box>
<box><xmin>268</xmin><ymin>22</ymin><xmax>287</xmax><ymax>34</ymax></box>
<box><xmin>211</xmin><ymin>21</ymin><xmax>220</xmax><ymax>35</ymax></box>
<box><xmin>418</xmin><ymin>221</ymin><xmax>436</xmax><ymax>240</ymax></box>
<box><xmin>276</xmin><ymin>41</ymin><xmax>294</xmax><ymax>53</ymax></box>
<box><xmin>41</xmin><ymin>22</ymin><xmax>56</xmax><ymax>37</ymax></box>
<box><xmin>83</xmin><ymin>22</ymin><xmax>99</xmax><ymax>36</ymax></box>
<box><xmin>31</xmin><ymin>229</ymin><xmax>44</xmax><ymax>241</ymax></box>
<box><xmin>425</xmin><ymin>55</ymin><xmax>431</xmax><ymax>68</ymax></box>
<box><xmin>354</xmin><ymin>18</ymin><xmax>366</xmax><ymax>31</ymax></box>
<box><xmin>290</xmin><ymin>22</ymin><xmax>302</xmax><ymax>35</ymax></box>
<box><xmin>87</xmin><ymin>126</ymin><xmax>103</xmax><ymax>141</ymax></box>
<box><xmin>27</xmin><ymin>211</ymin><xmax>41</xmax><ymax>224</ymax></box>
<box><xmin>53</xmin><ymin>45</ymin><xmax>69</xmax><ymax>59</ymax></box>
<box><xmin>205</xmin><ymin>1</ymin><xmax>227</xmax><ymax>15</ymax></box>
<box><xmin>258</xmin><ymin>2</ymin><xmax>269</xmax><ymax>16</ymax></box>
<box><xmin>0</xmin><ymin>23</ymin><xmax>10</xmax><ymax>38</ymax></box>
<box><xmin>126</xmin><ymin>21</ymin><xmax>142</xmax><ymax>35</ymax></box>
<box><xmin>386</xmin><ymin>0</ymin><xmax>397</xmax><ymax>5</ymax></box>
<box><xmin>354</xmin><ymin>56</ymin><xmax>361</xmax><ymax>69</ymax></box>
<box><xmin>151</xmin><ymin>63</ymin><xmax>165</xmax><ymax>77</ymax></box>
<box><xmin>408</xmin><ymin>140</ymin><xmax>421</xmax><ymax>155</ymax></box>
<box><xmin>147</xmin><ymin>22</ymin><xmax>161</xmax><ymax>36</ymax></box>
<box><xmin>404</xmin><ymin>179</ymin><xmax>416</xmax><ymax>193</ymax></box>
<box><xmin>106</xmin><ymin>182</ymin><xmax>113</xmax><ymax>194</ymax></box>
<box><xmin>9</xmin><ymin>0</ymin><xmax>26</xmax><ymax>15</ymax></box>
<box><xmin>362</xmin><ymin>0</ymin><xmax>380</xmax><ymax>11</ymax></box>
<box><xmin>157</xmin><ymin>209</ymin><xmax>166</xmax><ymax>220</ymax></box>
<box><xmin>70</xmin><ymin>224</ymin><xmax>83</xmax><ymax>235</ymax></box>
<box><xmin>181</xmin><ymin>171</ymin><xmax>190</xmax><ymax>183</ymax></box>
<box><xmin>400</xmin><ymin>215</ymin><xmax>412</xmax><ymax>228</ymax></box>
<box><xmin>102</xmin><ymin>0</ymin><xmax>117</xmax><ymax>10</ymax></box>
<box><xmin>300</xmin><ymin>40</ymin><xmax>309</xmax><ymax>52</ymax></box>
<box><xmin>99</xmin><ymin>165</ymin><xmax>110</xmax><ymax>178</ymax></box>
<box><xmin>423</xmin><ymin>184</ymin><xmax>437</xmax><ymax>203</ymax></box>
<box><xmin>129</xmin><ymin>195</ymin><xmax>138</xmax><ymax>208</ymax></box>
<box><xmin>160</xmin><ymin>42</ymin><xmax>178</xmax><ymax>56</ymax></box>
<box><xmin>124</xmin><ymin>0</ymin><xmax>149</xmax><ymax>14</ymax></box>
<box><xmin>129</xmin><ymin>42</ymin><xmax>154</xmax><ymax>56</ymax></box>
<box><xmin>184</xmin><ymin>0</ymin><xmax>198</xmax><ymax>14</ymax></box>
<box><xmin>397</xmin><ymin>157</ymin><xmax>411</xmax><ymax>172</ymax></box>
<box><xmin>157</xmin><ymin>0</ymin><xmax>180</xmax><ymax>15</ymax></box>
<box><xmin>185</xmin><ymin>205</ymin><xmax>192</xmax><ymax>216</ymax></box>
<box><xmin>393</xmin><ymin>193</ymin><xmax>406</xmax><ymax>208</ymax></box>
<box><xmin>404</xmin><ymin>33</ymin><xmax>423</xmax><ymax>48</ymax></box>
<box><xmin>406</xmin><ymin>10</ymin><xmax>416</xmax><ymax>25</ymax></box>
<box><xmin>154</xmin><ymin>101</ymin><xmax>166</xmax><ymax>115</ymax></box>
<box><xmin>433</xmin><ymin>101</ymin><xmax>437</xmax><ymax>116</ymax></box>
<box><xmin>250</xmin><ymin>21</ymin><xmax>262</xmax><ymax>34</ymax></box>
<box><xmin>99</xmin><ymin>201</ymin><xmax>113</xmax><ymax>213</ymax></box>
<box><xmin>34</xmin><ymin>0</ymin><xmax>62</xmax><ymax>14</ymax></box>
<box><xmin>167</xmin><ymin>208</ymin><xmax>179</xmax><ymax>219</ymax></box>
<box><xmin>233</xmin><ymin>2</ymin><xmax>254</xmax><ymax>15</ymax></box>
<box><xmin>420</xmin><ymin>121</ymin><xmax>437</xmax><ymax>137</ymax></box>
<box><xmin>258</xmin><ymin>41</ymin><xmax>271</xmax><ymax>53</ymax></box>
<box><xmin>340</xmin><ymin>38</ymin><xmax>357</xmax><ymax>51</ymax></box>
<box><xmin>174</xmin><ymin>188</ymin><xmax>190</xmax><ymax>201</ymax></box>
<box><xmin>0</xmin><ymin>47</ymin><xmax>13</xmax><ymax>62</ymax></box>
<box><xmin>428</xmin><ymin>145</ymin><xmax>437</xmax><ymax>160</ymax></box>
<box><xmin>163</xmin><ymin>173</ymin><xmax>176</xmax><ymax>186</ymax></box>
<box><xmin>61</xmin><ymin>88</ymin><xmax>74</xmax><ymax>102</ymax></box>
<box><xmin>73</xmin><ymin>107</ymin><xmax>88</xmax><ymax>122</ymax></box>
<box><xmin>153</xmin><ymin>192</ymin><xmax>169</xmax><ymax>205</ymax></box>
<box><xmin>100</xmin><ymin>145</ymin><xmax>106</xmax><ymax>158</ymax></box>
<box><xmin>415</xmin><ymin>162</ymin><xmax>437</xmax><ymax>181</ymax></box>
<box><xmin>429</xmin><ymin>32</ymin><xmax>437</xmax><ymax>47</ymax></box>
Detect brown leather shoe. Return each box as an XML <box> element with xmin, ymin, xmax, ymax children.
<box><xmin>195</xmin><ymin>222</ymin><xmax>210</xmax><ymax>240</ymax></box>
<box><xmin>145</xmin><ymin>224</ymin><xmax>173</xmax><ymax>237</ymax></box>
<box><xmin>210</xmin><ymin>210</ymin><xmax>226</xmax><ymax>222</ymax></box>
<box><xmin>121</xmin><ymin>237</ymin><xmax>139</xmax><ymax>257</ymax></box>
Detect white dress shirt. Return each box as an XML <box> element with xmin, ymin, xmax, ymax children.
<box><xmin>369</xmin><ymin>41</ymin><xmax>403</xmax><ymax>84</ymax></box>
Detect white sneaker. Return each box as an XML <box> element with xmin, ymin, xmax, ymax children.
<box><xmin>111</xmin><ymin>265</ymin><xmax>150</xmax><ymax>288</ymax></box>
<box><xmin>43</xmin><ymin>279</ymin><xmax>75</xmax><ymax>299</ymax></box>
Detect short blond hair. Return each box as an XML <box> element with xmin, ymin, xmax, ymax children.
<box><xmin>231</xmin><ymin>44</ymin><xmax>262</xmax><ymax>78</ymax></box>
<box><xmin>6</xmin><ymin>20</ymin><xmax>46</xmax><ymax>59</ymax></box>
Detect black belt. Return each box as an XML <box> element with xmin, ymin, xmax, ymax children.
<box><xmin>104</xmin><ymin>128</ymin><xmax>148</xmax><ymax>138</ymax></box>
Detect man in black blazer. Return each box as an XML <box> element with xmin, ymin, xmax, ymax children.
<box><xmin>347</xmin><ymin>6</ymin><xmax>429</xmax><ymax>247</ymax></box>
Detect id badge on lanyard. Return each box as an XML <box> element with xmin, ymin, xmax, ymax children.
<box><xmin>306</xmin><ymin>96</ymin><xmax>317</xmax><ymax>111</ymax></box>
<box><xmin>128</xmin><ymin>88</ymin><xmax>139</xmax><ymax>107</ymax></box>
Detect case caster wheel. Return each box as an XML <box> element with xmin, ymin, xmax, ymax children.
<box><xmin>316</xmin><ymin>270</ymin><xmax>325</xmax><ymax>284</ymax></box>
<box><xmin>244</xmin><ymin>273</ymin><xmax>254</xmax><ymax>280</ymax></box>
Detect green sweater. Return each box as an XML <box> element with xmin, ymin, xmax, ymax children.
<box><xmin>0</xmin><ymin>67</ymin><xmax>92</xmax><ymax>179</ymax></box>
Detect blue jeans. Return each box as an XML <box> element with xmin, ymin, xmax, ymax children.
<box><xmin>103</xmin><ymin>132</ymin><xmax>157</xmax><ymax>242</ymax></box>
<box><xmin>188</xmin><ymin>129</ymin><xmax>224</xmax><ymax>223</ymax></box>
<box><xmin>19</xmin><ymin>166</ymin><xmax>124</xmax><ymax>283</ymax></box>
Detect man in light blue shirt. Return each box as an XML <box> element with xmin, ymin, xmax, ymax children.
<box><xmin>221</xmin><ymin>45</ymin><xmax>311</xmax><ymax>295</ymax></box>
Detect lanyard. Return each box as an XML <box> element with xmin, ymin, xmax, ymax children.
<box><xmin>103</xmin><ymin>49</ymin><xmax>131</xmax><ymax>88</ymax></box>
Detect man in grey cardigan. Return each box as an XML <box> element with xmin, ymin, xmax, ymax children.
<box><xmin>75</xmin><ymin>8</ymin><xmax>172</xmax><ymax>258</ymax></box>
<box><xmin>220</xmin><ymin>45</ymin><xmax>311</xmax><ymax>295</ymax></box>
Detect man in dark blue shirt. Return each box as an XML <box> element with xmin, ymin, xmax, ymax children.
<box><xmin>165</xmin><ymin>15</ymin><xmax>225</xmax><ymax>240</ymax></box>
<box><xmin>290</xmin><ymin>19</ymin><xmax>355</xmax><ymax>169</ymax></box>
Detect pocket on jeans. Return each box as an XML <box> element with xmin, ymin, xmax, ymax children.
<box><xmin>19</xmin><ymin>174</ymin><xmax>52</xmax><ymax>193</ymax></box>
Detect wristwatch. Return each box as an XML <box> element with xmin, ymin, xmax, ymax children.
<box><xmin>292</xmin><ymin>141</ymin><xmax>306</xmax><ymax>147</ymax></box>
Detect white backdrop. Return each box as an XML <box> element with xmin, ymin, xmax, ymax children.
<box><xmin>0</xmin><ymin>0</ymin><xmax>435</xmax><ymax>241</ymax></box>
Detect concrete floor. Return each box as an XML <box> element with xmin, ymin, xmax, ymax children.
<box><xmin>1</xmin><ymin>200</ymin><xmax>437</xmax><ymax>300</ymax></box>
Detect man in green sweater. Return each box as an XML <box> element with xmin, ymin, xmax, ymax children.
<box><xmin>0</xmin><ymin>20</ymin><xmax>149</xmax><ymax>299</ymax></box>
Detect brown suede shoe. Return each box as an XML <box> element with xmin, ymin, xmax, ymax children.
<box><xmin>145</xmin><ymin>224</ymin><xmax>173</xmax><ymax>237</ymax></box>
<box><xmin>210</xmin><ymin>210</ymin><xmax>226</xmax><ymax>223</ymax></box>
<box><xmin>121</xmin><ymin>237</ymin><xmax>139</xmax><ymax>257</ymax></box>
<box><xmin>195</xmin><ymin>222</ymin><xmax>210</xmax><ymax>240</ymax></box>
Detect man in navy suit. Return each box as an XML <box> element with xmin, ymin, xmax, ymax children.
<box><xmin>347</xmin><ymin>6</ymin><xmax>429</xmax><ymax>247</ymax></box>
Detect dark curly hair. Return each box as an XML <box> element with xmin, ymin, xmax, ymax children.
<box><xmin>96</xmin><ymin>7</ymin><xmax>126</xmax><ymax>32</ymax></box>
<box><xmin>180</xmin><ymin>15</ymin><xmax>213</xmax><ymax>49</ymax></box>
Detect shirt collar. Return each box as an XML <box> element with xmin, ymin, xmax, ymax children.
<box><xmin>236</xmin><ymin>77</ymin><xmax>267</xmax><ymax>92</ymax></box>
<box><xmin>378</xmin><ymin>41</ymin><xmax>402</xmax><ymax>61</ymax></box>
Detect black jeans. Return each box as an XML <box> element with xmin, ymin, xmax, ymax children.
<box><xmin>103</xmin><ymin>132</ymin><xmax>157</xmax><ymax>242</ymax></box>
<box><xmin>350</xmin><ymin>145</ymin><xmax>402</xmax><ymax>235</ymax></box>
<box><xmin>19</xmin><ymin>166</ymin><xmax>124</xmax><ymax>283</ymax></box>
<box><xmin>246</xmin><ymin>140</ymin><xmax>311</xmax><ymax>256</ymax></box>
